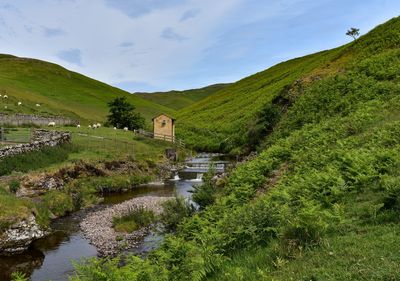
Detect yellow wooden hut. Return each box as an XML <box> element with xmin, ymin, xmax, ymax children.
<box><xmin>152</xmin><ymin>114</ymin><xmax>175</xmax><ymax>142</ymax></box>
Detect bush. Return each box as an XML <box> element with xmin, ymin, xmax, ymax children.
<box><xmin>8</xmin><ymin>179</ymin><xmax>20</xmax><ymax>193</ymax></box>
<box><xmin>382</xmin><ymin>176</ymin><xmax>400</xmax><ymax>211</ymax></box>
<box><xmin>246</xmin><ymin>103</ymin><xmax>281</xmax><ymax>151</ymax></box>
<box><xmin>41</xmin><ymin>190</ymin><xmax>74</xmax><ymax>217</ymax></box>
<box><xmin>160</xmin><ymin>197</ymin><xmax>195</xmax><ymax>232</ymax></box>
<box><xmin>190</xmin><ymin>168</ymin><xmax>216</xmax><ymax>209</ymax></box>
<box><xmin>112</xmin><ymin>207</ymin><xmax>155</xmax><ymax>233</ymax></box>
<box><xmin>10</xmin><ymin>272</ymin><xmax>28</xmax><ymax>281</ymax></box>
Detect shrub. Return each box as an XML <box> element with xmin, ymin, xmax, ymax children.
<box><xmin>112</xmin><ymin>207</ymin><xmax>155</xmax><ymax>233</ymax></box>
<box><xmin>8</xmin><ymin>179</ymin><xmax>20</xmax><ymax>193</ymax></box>
<box><xmin>246</xmin><ymin>103</ymin><xmax>281</xmax><ymax>151</ymax></box>
<box><xmin>190</xmin><ymin>168</ymin><xmax>216</xmax><ymax>209</ymax></box>
<box><xmin>10</xmin><ymin>272</ymin><xmax>28</xmax><ymax>281</ymax></box>
<box><xmin>41</xmin><ymin>190</ymin><xmax>74</xmax><ymax>217</ymax></box>
<box><xmin>381</xmin><ymin>176</ymin><xmax>400</xmax><ymax>211</ymax></box>
<box><xmin>160</xmin><ymin>197</ymin><xmax>195</xmax><ymax>232</ymax></box>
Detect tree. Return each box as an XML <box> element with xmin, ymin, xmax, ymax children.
<box><xmin>107</xmin><ymin>97</ymin><xmax>145</xmax><ymax>130</ymax></box>
<box><xmin>346</xmin><ymin>27</ymin><xmax>360</xmax><ymax>40</ymax></box>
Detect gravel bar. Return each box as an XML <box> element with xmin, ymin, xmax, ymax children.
<box><xmin>80</xmin><ymin>196</ymin><xmax>171</xmax><ymax>256</ymax></box>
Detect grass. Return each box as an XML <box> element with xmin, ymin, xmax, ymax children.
<box><xmin>69</xmin><ymin>16</ymin><xmax>400</xmax><ymax>281</ymax></box>
<box><xmin>0</xmin><ymin>56</ymin><xmax>175</xmax><ymax>123</ymax></box>
<box><xmin>0</xmin><ymin>186</ymin><xmax>30</xmax><ymax>233</ymax></box>
<box><xmin>112</xmin><ymin>207</ymin><xmax>155</xmax><ymax>233</ymax></box>
<box><xmin>0</xmin><ymin>143</ymin><xmax>77</xmax><ymax>176</ymax></box>
<box><xmin>176</xmin><ymin>46</ymin><xmax>349</xmax><ymax>152</ymax></box>
<box><xmin>135</xmin><ymin>84</ymin><xmax>230</xmax><ymax>110</ymax></box>
<box><xmin>209</xmin><ymin>224</ymin><xmax>400</xmax><ymax>281</ymax></box>
<box><xmin>0</xmin><ymin>126</ymin><xmax>173</xmax><ymax>174</ymax></box>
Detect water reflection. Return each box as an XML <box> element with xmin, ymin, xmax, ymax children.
<box><xmin>0</xmin><ymin>155</ymin><xmax>221</xmax><ymax>281</ymax></box>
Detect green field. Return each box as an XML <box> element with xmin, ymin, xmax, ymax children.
<box><xmin>135</xmin><ymin>84</ymin><xmax>230</xmax><ymax>110</ymax></box>
<box><xmin>0</xmin><ymin>126</ymin><xmax>171</xmax><ymax>173</ymax></box>
<box><xmin>0</xmin><ymin>55</ymin><xmax>175</xmax><ymax>124</ymax></box>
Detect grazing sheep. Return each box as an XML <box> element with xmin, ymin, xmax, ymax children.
<box><xmin>36</xmin><ymin>103</ymin><xmax>41</xmax><ymax>107</ymax></box>
<box><xmin>123</xmin><ymin>127</ymin><xmax>128</xmax><ymax>131</ymax></box>
<box><xmin>4</xmin><ymin>106</ymin><xmax>7</xmax><ymax>109</ymax></box>
<box><xmin>96</xmin><ymin>123</ymin><xmax>101</xmax><ymax>128</ymax></box>
<box><xmin>48</xmin><ymin>121</ymin><xmax>56</xmax><ymax>127</ymax></box>
<box><xmin>3</xmin><ymin>95</ymin><xmax>8</xmax><ymax>99</ymax></box>
<box><xmin>92</xmin><ymin>124</ymin><xmax>98</xmax><ymax>129</ymax></box>
<box><xmin>88</xmin><ymin>125</ymin><xmax>92</xmax><ymax>129</ymax></box>
<box><xmin>17</xmin><ymin>102</ymin><xmax>22</xmax><ymax>106</ymax></box>
<box><xmin>0</xmin><ymin>94</ymin><xmax>2</xmax><ymax>97</ymax></box>
<box><xmin>113</xmin><ymin>127</ymin><xmax>117</xmax><ymax>130</ymax></box>
<box><xmin>77</xmin><ymin>124</ymin><xmax>81</xmax><ymax>128</ymax></box>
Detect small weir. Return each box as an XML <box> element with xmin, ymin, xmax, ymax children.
<box><xmin>0</xmin><ymin>154</ymin><xmax>232</xmax><ymax>281</ymax></box>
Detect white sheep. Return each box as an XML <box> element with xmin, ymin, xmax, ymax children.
<box><xmin>123</xmin><ymin>127</ymin><xmax>128</xmax><ymax>131</ymax></box>
<box><xmin>96</xmin><ymin>123</ymin><xmax>101</xmax><ymax>128</ymax></box>
<box><xmin>92</xmin><ymin>124</ymin><xmax>98</xmax><ymax>129</ymax></box>
<box><xmin>17</xmin><ymin>102</ymin><xmax>22</xmax><ymax>106</ymax></box>
<box><xmin>4</xmin><ymin>106</ymin><xmax>7</xmax><ymax>109</ymax></box>
<box><xmin>113</xmin><ymin>127</ymin><xmax>117</xmax><ymax>130</ymax></box>
<box><xmin>48</xmin><ymin>121</ymin><xmax>55</xmax><ymax>127</ymax></box>
<box><xmin>77</xmin><ymin>124</ymin><xmax>81</xmax><ymax>128</ymax></box>
<box><xmin>3</xmin><ymin>95</ymin><xmax>8</xmax><ymax>99</ymax></box>
<box><xmin>36</xmin><ymin>103</ymin><xmax>41</xmax><ymax>107</ymax></box>
<box><xmin>88</xmin><ymin>125</ymin><xmax>92</xmax><ymax>129</ymax></box>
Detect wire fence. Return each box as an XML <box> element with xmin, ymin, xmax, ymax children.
<box><xmin>0</xmin><ymin>127</ymin><xmax>32</xmax><ymax>146</ymax></box>
<box><xmin>0</xmin><ymin>128</ymin><xmax>136</xmax><ymax>158</ymax></box>
<box><xmin>70</xmin><ymin>132</ymin><xmax>136</xmax><ymax>158</ymax></box>
<box><xmin>134</xmin><ymin>129</ymin><xmax>185</xmax><ymax>148</ymax></box>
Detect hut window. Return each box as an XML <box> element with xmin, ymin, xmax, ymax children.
<box><xmin>161</xmin><ymin>120</ymin><xmax>166</xmax><ymax>127</ymax></box>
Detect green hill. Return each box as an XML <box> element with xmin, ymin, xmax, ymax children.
<box><xmin>178</xmin><ymin>15</ymin><xmax>400</xmax><ymax>152</ymax></box>
<box><xmin>135</xmin><ymin>83</ymin><xmax>230</xmax><ymax>110</ymax></box>
<box><xmin>71</xmin><ymin>16</ymin><xmax>400</xmax><ymax>281</ymax></box>
<box><xmin>0</xmin><ymin>55</ymin><xmax>175</xmax><ymax>123</ymax></box>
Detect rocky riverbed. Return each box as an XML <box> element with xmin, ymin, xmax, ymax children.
<box><xmin>80</xmin><ymin>196</ymin><xmax>171</xmax><ymax>256</ymax></box>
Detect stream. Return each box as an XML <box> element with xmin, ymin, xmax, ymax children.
<box><xmin>0</xmin><ymin>154</ymin><xmax>228</xmax><ymax>281</ymax></box>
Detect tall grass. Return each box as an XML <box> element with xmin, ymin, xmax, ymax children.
<box><xmin>112</xmin><ymin>207</ymin><xmax>155</xmax><ymax>233</ymax></box>
<box><xmin>0</xmin><ymin>143</ymin><xmax>78</xmax><ymax>175</ymax></box>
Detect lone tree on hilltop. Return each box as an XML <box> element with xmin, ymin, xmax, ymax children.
<box><xmin>107</xmin><ymin>97</ymin><xmax>145</xmax><ymax>130</ymax></box>
<box><xmin>346</xmin><ymin>27</ymin><xmax>360</xmax><ymax>40</ymax></box>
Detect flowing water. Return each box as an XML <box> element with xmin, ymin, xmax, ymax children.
<box><xmin>0</xmin><ymin>154</ymin><xmax>229</xmax><ymax>281</ymax></box>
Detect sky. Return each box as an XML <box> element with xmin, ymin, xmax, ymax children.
<box><xmin>0</xmin><ymin>1</ymin><xmax>399</xmax><ymax>92</ymax></box>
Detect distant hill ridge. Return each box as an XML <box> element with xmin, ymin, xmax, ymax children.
<box><xmin>134</xmin><ymin>83</ymin><xmax>230</xmax><ymax>110</ymax></box>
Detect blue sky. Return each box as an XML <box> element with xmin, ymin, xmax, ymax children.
<box><xmin>0</xmin><ymin>1</ymin><xmax>399</xmax><ymax>92</ymax></box>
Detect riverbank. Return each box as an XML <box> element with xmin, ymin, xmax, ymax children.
<box><xmin>80</xmin><ymin>196</ymin><xmax>171</xmax><ymax>256</ymax></box>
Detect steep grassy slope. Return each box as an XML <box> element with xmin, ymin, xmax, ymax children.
<box><xmin>178</xmin><ymin>16</ymin><xmax>400</xmax><ymax>153</ymax></box>
<box><xmin>71</xmin><ymin>17</ymin><xmax>400</xmax><ymax>281</ymax></box>
<box><xmin>135</xmin><ymin>83</ymin><xmax>229</xmax><ymax>110</ymax></box>
<box><xmin>0</xmin><ymin>56</ymin><xmax>174</xmax><ymax>122</ymax></box>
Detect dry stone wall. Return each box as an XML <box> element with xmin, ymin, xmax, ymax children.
<box><xmin>0</xmin><ymin>113</ymin><xmax>78</xmax><ymax>126</ymax></box>
<box><xmin>0</xmin><ymin>129</ymin><xmax>71</xmax><ymax>158</ymax></box>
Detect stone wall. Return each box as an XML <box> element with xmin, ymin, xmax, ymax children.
<box><xmin>0</xmin><ymin>130</ymin><xmax>71</xmax><ymax>158</ymax></box>
<box><xmin>0</xmin><ymin>113</ymin><xmax>78</xmax><ymax>126</ymax></box>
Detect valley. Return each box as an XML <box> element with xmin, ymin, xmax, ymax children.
<box><xmin>0</xmin><ymin>13</ymin><xmax>399</xmax><ymax>281</ymax></box>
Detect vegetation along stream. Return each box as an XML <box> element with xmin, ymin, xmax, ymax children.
<box><xmin>0</xmin><ymin>154</ymin><xmax>229</xmax><ymax>281</ymax></box>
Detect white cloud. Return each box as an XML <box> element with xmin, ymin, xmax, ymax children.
<box><xmin>0</xmin><ymin>0</ymin><xmax>242</xmax><ymax>91</ymax></box>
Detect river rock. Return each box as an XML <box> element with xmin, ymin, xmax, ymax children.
<box><xmin>0</xmin><ymin>215</ymin><xmax>47</xmax><ymax>255</ymax></box>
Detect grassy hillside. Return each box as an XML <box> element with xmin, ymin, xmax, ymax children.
<box><xmin>135</xmin><ymin>84</ymin><xmax>229</xmax><ymax>110</ymax></box>
<box><xmin>71</xmin><ymin>16</ymin><xmax>400</xmax><ymax>281</ymax></box>
<box><xmin>0</xmin><ymin>56</ymin><xmax>175</xmax><ymax>123</ymax></box>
